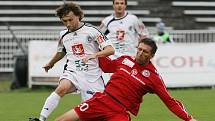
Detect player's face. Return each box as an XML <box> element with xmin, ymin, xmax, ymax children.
<box><xmin>113</xmin><ymin>0</ymin><xmax>126</xmax><ymax>16</ymax></box>
<box><xmin>61</xmin><ymin>11</ymin><xmax>80</xmax><ymax>31</ymax></box>
<box><xmin>135</xmin><ymin>43</ymin><xmax>153</xmax><ymax>65</ymax></box>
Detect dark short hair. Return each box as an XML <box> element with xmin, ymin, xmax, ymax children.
<box><xmin>112</xmin><ymin>0</ymin><xmax>127</xmax><ymax>5</ymax></box>
<box><xmin>138</xmin><ymin>38</ymin><xmax>157</xmax><ymax>56</ymax></box>
<box><xmin>56</xmin><ymin>2</ymin><xmax>84</xmax><ymax>21</ymax></box>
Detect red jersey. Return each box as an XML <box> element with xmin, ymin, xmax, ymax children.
<box><xmin>99</xmin><ymin>56</ymin><xmax>192</xmax><ymax>121</ymax></box>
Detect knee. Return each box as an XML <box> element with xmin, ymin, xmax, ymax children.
<box><xmin>55</xmin><ymin>85</ymin><xmax>69</xmax><ymax>97</ymax></box>
<box><xmin>55</xmin><ymin>81</ymin><xmax>72</xmax><ymax>97</ymax></box>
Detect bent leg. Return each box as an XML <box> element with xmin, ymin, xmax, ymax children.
<box><xmin>55</xmin><ymin>79</ymin><xmax>77</xmax><ymax>97</ymax></box>
<box><xmin>55</xmin><ymin>109</ymin><xmax>80</xmax><ymax>121</ymax></box>
<box><xmin>39</xmin><ymin>79</ymin><xmax>76</xmax><ymax>121</ymax></box>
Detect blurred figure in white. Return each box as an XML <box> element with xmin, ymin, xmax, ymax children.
<box><xmin>99</xmin><ymin>0</ymin><xmax>149</xmax><ymax>82</ymax></box>
<box><xmin>100</xmin><ymin>0</ymin><xmax>149</xmax><ymax>59</ymax></box>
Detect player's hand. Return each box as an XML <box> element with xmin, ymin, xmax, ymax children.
<box><xmin>82</xmin><ymin>54</ymin><xmax>96</xmax><ymax>64</ymax></box>
<box><xmin>139</xmin><ymin>34</ymin><xmax>148</xmax><ymax>40</ymax></box>
<box><xmin>43</xmin><ymin>63</ymin><xmax>54</xmax><ymax>72</ymax></box>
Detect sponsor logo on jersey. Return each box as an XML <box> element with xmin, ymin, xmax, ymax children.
<box><xmin>97</xmin><ymin>35</ymin><xmax>106</xmax><ymax>43</ymax></box>
<box><xmin>71</xmin><ymin>44</ymin><xmax>84</xmax><ymax>56</ymax></box>
<box><xmin>122</xmin><ymin>58</ymin><xmax>135</xmax><ymax>68</ymax></box>
<box><xmin>119</xmin><ymin>68</ymin><xmax>145</xmax><ymax>85</ymax></box>
<box><xmin>142</xmin><ymin>69</ymin><xmax>150</xmax><ymax>77</ymax></box>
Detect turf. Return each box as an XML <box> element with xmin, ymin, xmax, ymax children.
<box><xmin>0</xmin><ymin>81</ymin><xmax>214</xmax><ymax>121</ymax></box>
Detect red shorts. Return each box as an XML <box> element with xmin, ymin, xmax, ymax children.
<box><xmin>74</xmin><ymin>92</ymin><xmax>131</xmax><ymax>121</ymax></box>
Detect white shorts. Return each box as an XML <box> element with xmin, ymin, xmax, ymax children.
<box><xmin>102</xmin><ymin>72</ymin><xmax>112</xmax><ymax>84</ymax></box>
<box><xmin>59</xmin><ymin>70</ymin><xmax>105</xmax><ymax>101</ymax></box>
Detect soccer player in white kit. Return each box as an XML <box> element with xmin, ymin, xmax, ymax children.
<box><xmin>29</xmin><ymin>2</ymin><xmax>114</xmax><ymax>121</ymax></box>
<box><xmin>99</xmin><ymin>0</ymin><xmax>149</xmax><ymax>82</ymax></box>
<box><xmin>100</xmin><ymin>0</ymin><xmax>149</xmax><ymax>58</ymax></box>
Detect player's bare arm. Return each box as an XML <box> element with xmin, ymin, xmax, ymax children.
<box><xmin>82</xmin><ymin>45</ymin><xmax>114</xmax><ymax>63</ymax></box>
<box><xmin>43</xmin><ymin>51</ymin><xmax>65</xmax><ymax>72</ymax></box>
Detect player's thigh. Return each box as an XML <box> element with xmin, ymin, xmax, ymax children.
<box><xmin>107</xmin><ymin>113</ymin><xmax>131</xmax><ymax>121</ymax></box>
<box><xmin>55</xmin><ymin>109</ymin><xmax>79</xmax><ymax>121</ymax></box>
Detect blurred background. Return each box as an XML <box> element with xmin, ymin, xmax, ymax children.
<box><xmin>0</xmin><ymin>0</ymin><xmax>215</xmax><ymax>121</ymax></box>
<box><xmin>0</xmin><ymin>0</ymin><xmax>215</xmax><ymax>88</ymax></box>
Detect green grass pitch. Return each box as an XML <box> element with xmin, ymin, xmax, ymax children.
<box><xmin>0</xmin><ymin>80</ymin><xmax>214</xmax><ymax>121</ymax></box>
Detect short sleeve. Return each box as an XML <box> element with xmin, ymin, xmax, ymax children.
<box><xmin>133</xmin><ymin>15</ymin><xmax>149</xmax><ymax>37</ymax></box>
<box><xmin>91</xmin><ymin>27</ymin><xmax>113</xmax><ymax>50</ymax></box>
<box><xmin>57</xmin><ymin>30</ymin><xmax>68</xmax><ymax>53</ymax></box>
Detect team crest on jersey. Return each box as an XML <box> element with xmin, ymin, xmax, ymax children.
<box><xmin>71</xmin><ymin>44</ymin><xmax>84</xmax><ymax>56</ymax></box>
<box><xmin>142</xmin><ymin>69</ymin><xmax>150</xmax><ymax>77</ymax></box>
<box><xmin>116</xmin><ymin>29</ymin><xmax>125</xmax><ymax>41</ymax></box>
<box><xmin>131</xmin><ymin>69</ymin><xmax>138</xmax><ymax>75</ymax></box>
<box><xmin>122</xmin><ymin>58</ymin><xmax>134</xmax><ymax>68</ymax></box>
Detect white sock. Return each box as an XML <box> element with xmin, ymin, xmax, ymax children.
<box><xmin>39</xmin><ymin>92</ymin><xmax>61</xmax><ymax>121</ymax></box>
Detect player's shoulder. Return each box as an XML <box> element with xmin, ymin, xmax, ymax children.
<box><xmin>59</xmin><ymin>29</ymin><xmax>69</xmax><ymax>38</ymax></box>
<box><xmin>102</xmin><ymin>14</ymin><xmax>114</xmax><ymax>24</ymax></box>
<box><xmin>126</xmin><ymin>13</ymin><xmax>139</xmax><ymax>20</ymax></box>
<box><xmin>85</xmin><ymin>23</ymin><xmax>102</xmax><ymax>32</ymax></box>
<box><xmin>84</xmin><ymin>22</ymin><xmax>95</xmax><ymax>27</ymax></box>
<box><xmin>104</xmin><ymin>14</ymin><xmax>114</xmax><ymax>20</ymax></box>
<box><xmin>146</xmin><ymin>61</ymin><xmax>157</xmax><ymax>72</ymax></box>
<box><xmin>118</xmin><ymin>56</ymin><xmax>136</xmax><ymax>67</ymax></box>
<box><xmin>83</xmin><ymin>23</ymin><xmax>104</xmax><ymax>35</ymax></box>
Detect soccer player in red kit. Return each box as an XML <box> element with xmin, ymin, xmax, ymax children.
<box><xmin>55</xmin><ymin>38</ymin><xmax>197</xmax><ymax>121</ymax></box>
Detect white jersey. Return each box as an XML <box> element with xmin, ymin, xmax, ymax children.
<box><xmin>100</xmin><ymin>12</ymin><xmax>149</xmax><ymax>58</ymax></box>
<box><xmin>57</xmin><ymin>23</ymin><xmax>112</xmax><ymax>83</ymax></box>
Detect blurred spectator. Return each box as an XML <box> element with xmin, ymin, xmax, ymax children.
<box><xmin>153</xmin><ymin>21</ymin><xmax>174</xmax><ymax>44</ymax></box>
